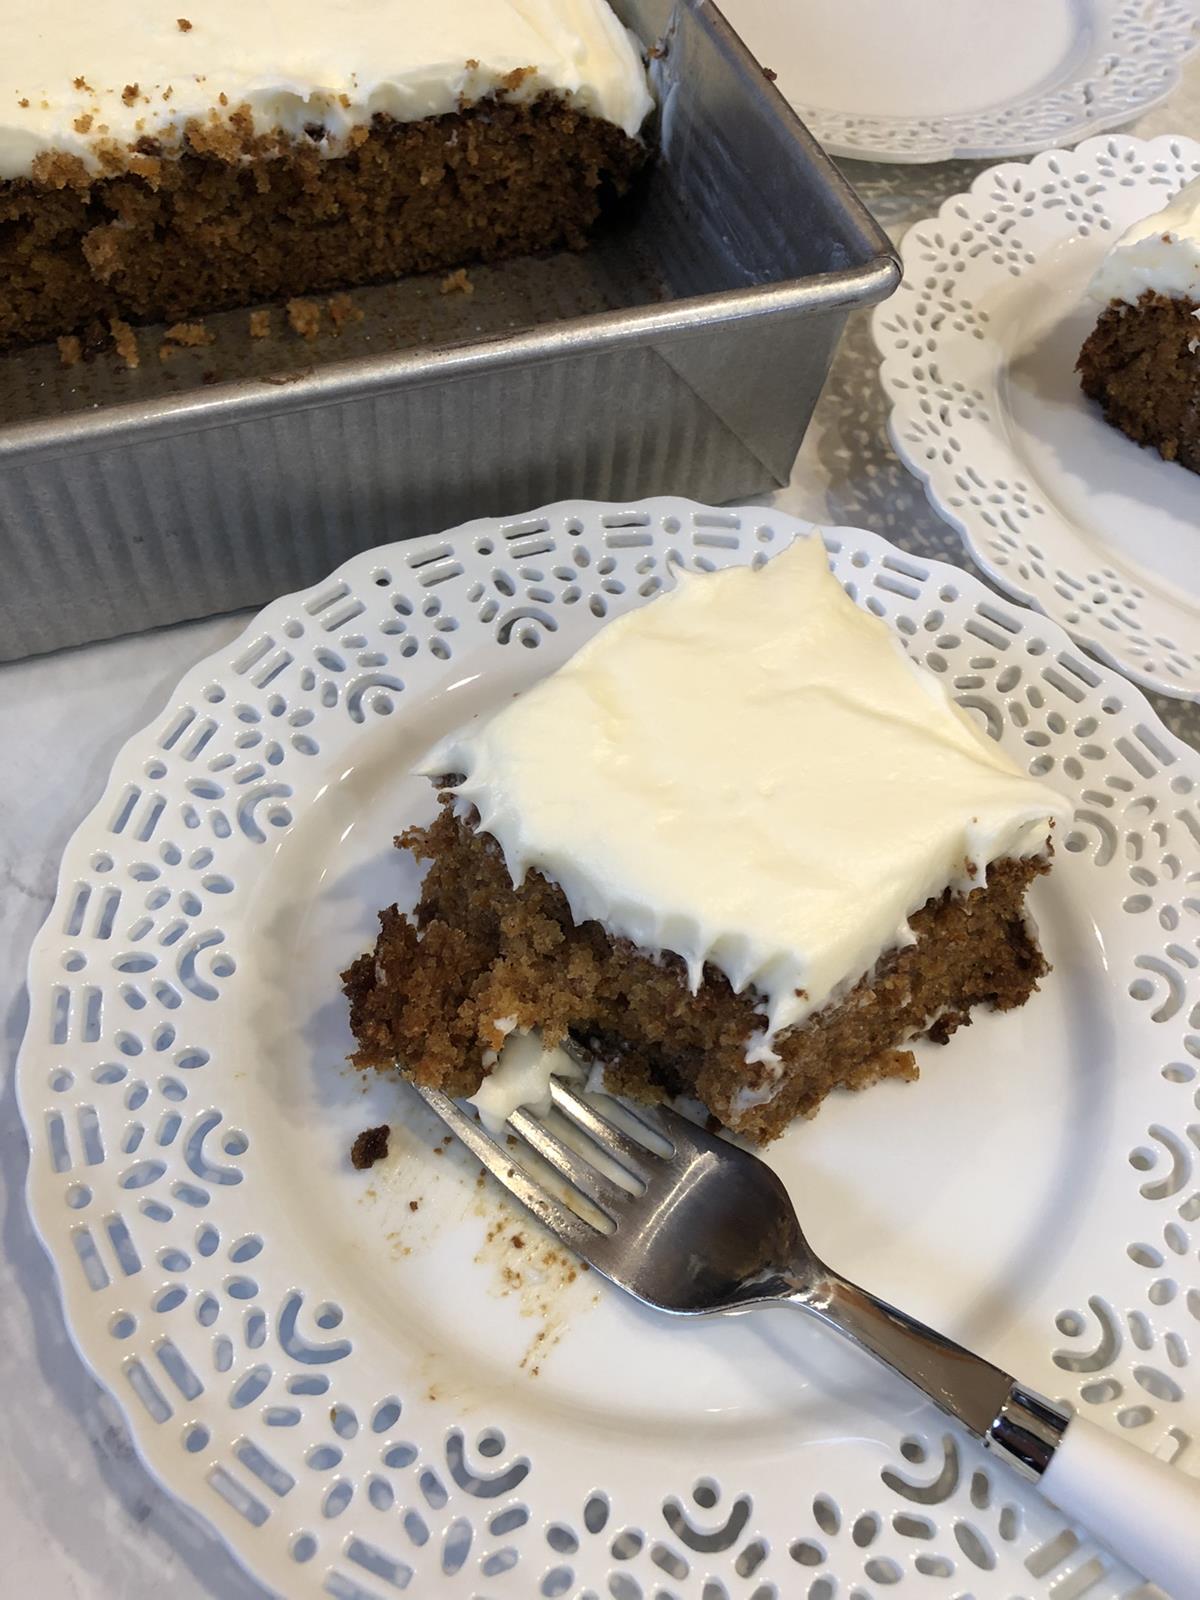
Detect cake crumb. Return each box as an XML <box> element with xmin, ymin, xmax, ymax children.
<box><xmin>163</xmin><ymin>321</ymin><xmax>214</xmax><ymax>348</ymax></box>
<box><xmin>73</xmin><ymin>112</ymin><xmax>93</xmax><ymax>134</ymax></box>
<box><xmin>248</xmin><ymin>308</ymin><xmax>271</xmax><ymax>339</ymax></box>
<box><xmin>350</xmin><ymin>1124</ymin><xmax>389</xmax><ymax>1170</ymax></box>
<box><xmin>327</xmin><ymin>292</ymin><xmax>363</xmax><ymax>332</ymax></box>
<box><xmin>407</xmin><ymin>1199</ymin><xmax>420</xmax><ymax>1212</ymax></box>
<box><xmin>875</xmin><ymin>1045</ymin><xmax>920</xmax><ymax>1075</ymax></box>
<box><xmin>109</xmin><ymin>316</ymin><xmax>139</xmax><ymax>369</ymax></box>
<box><xmin>57</xmin><ymin>335</ymin><xmax>82</xmax><ymax>368</ymax></box>
<box><xmin>286</xmin><ymin>297</ymin><xmax>321</xmax><ymax>340</ymax></box>
<box><xmin>18</xmin><ymin>97</ymin><xmax>29</xmax><ymax>108</ymax></box>
<box><xmin>73</xmin><ymin>76</ymin><xmax>92</xmax><ymax>92</ymax></box>
<box><xmin>440</xmin><ymin>267</ymin><xmax>474</xmax><ymax>297</ymax></box>
<box><xmin>122</xmin><ymin>84</ymin><xmax>140</xmax><ymax>106</ymax></box>
<box><xmin>762</xmin><ymin>65</ymin><xmax>778</xmax><ymax>82</ymax></box>
<box><xmin>177</xmin><ymin>16</ymin><xmax>192</xmax><ymax>29</ymax></box>
<box><xmin>159</xmin><ymin>322</ymin><xmax>215</xmax><ymax>361</ymax></box>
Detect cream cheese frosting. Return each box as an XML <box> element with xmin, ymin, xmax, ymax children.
<box><xmin>1</xmin><ymin>0</ymin><xmax>652</xmax><ymax>179</ymax></box>
<box><xmin>468</xmin><ymin>1028</ymin><xmax>583</xmax><ymax>1134</ymax></box>
<box><xmin>425</xmin><ymin>536</ymin><xmax>1069</xmax><ymax>1062</ymax></box>
<box><xmin>1089</xmin><ymin>175</ymin><xmax>1200</xmax><ymax>308</ymax></box>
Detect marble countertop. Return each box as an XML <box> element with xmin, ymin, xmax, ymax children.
<box><xmin>4</xmin><ymin>71</ymin><xmax>1200</xmax><ymax>1600</ymax></box>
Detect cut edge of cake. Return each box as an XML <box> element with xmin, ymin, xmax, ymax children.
<box><xmin>1077</xmin><ymin>174</ymin><xmax>1200</xmax><ymax>471</ymax></box>
<box><xmin>342</xmin><ymin>803</ymin><xmax>1053</xmax><ymax>1146</ymax></box>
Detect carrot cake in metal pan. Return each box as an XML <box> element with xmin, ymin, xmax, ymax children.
<box><xmin>345</xmin><ymin>536</ymin><xmax>1068</xmax><ymax>1144</ymax></box>
<box><xmin>0</xmin><ymin>0</ymin><xmax>653</xmax><ymax>350</ymax></box>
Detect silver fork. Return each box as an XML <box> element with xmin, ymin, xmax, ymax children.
<box><xmin>414</xmin><ymin>1075</ymin><xmax>1200</xmax><ymax>1597</ymax></box>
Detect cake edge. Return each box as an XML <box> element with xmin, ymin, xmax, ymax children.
<box><xmin>0</xmin><ymin>95</ymin><xmax>649</xmax><ymax>352</ymax></box>
<box><xmin>342</xmin><ymin>801</ymin><xmax>1053</xmax><ymax>1146</ymax></box>
<box><xmin>1077</xmin><ymin>287</ymin><xmax>1200</xmax><ymax>472</ymax></box>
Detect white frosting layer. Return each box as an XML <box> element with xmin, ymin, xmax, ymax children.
<box><xmin>1</xmin><ymin>0</ymin><xmax>652</xmax><ymax>179</ymax></box>
<box><xmin>1089</xmin><ymin>175</ymin><xmax>1200</xmax><ymax>307</ymax></box>
<box><xmin>468</xmin><ymin>1029</ymin><xmax>581</xmax><ymax>1134</ymax></box>
<box><xmin>428</xmin><ymin>536</ymin><xmax>1069</xmax><ymax>1060</ymax></box>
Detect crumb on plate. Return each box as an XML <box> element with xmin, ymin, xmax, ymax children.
<box><xmin>350</xmin><ymin>1124</ymin><xmax>389</xmax><ymax>1170</ymax></box>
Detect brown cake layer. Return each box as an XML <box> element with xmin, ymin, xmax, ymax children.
<box><xmin>343</xmin><ymin>803</ymin><xmax>1051</xmax><ymax>1145</ymax></box>
<box><xmin>0</xmin><ymin>97</ymin><xmax>646</xmax><ymax>351</ymax></box>
<box><xmin>1077</xmin><ymin>289</ymin><xmax>1200</xmax><ymax>472</ymax></box>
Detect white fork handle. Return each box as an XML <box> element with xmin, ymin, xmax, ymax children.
<box><xmin>1038</xmin><ymin>1417</ymin><xmax>1200</xmax><ymax>1600</ymax></box>
<box><xmin>808</xmin><ymin>1279</ymin><xmax>1200</xmax><ymax>1594</ymax></box>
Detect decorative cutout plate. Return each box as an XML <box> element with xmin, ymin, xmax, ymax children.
<box><xmin>874</xmin><ymin>133</ymin><xmax>1200</xmax><ymax>705</ymax></box>
<box><xmin>719</xmin><ymin>0</ymin><xmax>1199</xmax><ymax>164</ymax></box>
<box><xmin>17</xmin><ymin>499</ymin><xmax>1200</xmax><ymax>1599</ymax></box>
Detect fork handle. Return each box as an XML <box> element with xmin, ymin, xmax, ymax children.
<box><xmin>805</xmin><ymin>1274</ymin><xmax>1200</xmax><ymax>1595</ymax></box>
<box><xmin>1035</xmin><ymin>1412</ymin><xmax>1200</xmax><ymax>1598</ymax></box>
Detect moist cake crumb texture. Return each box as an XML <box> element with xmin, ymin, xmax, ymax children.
<box><xmin>0</xmin><ymin>101</ymin><xmax>646</xmax><ymax>351</ymax></box>
<box><xmin>1078</xmin><ymin>290</ymin><xmax>1200</xmax><ymax>471</ymax></box>
<box><xmin>343</xmin><ymin>806</ymin><xmax>1050</xmax><ymax>1145</ymax></box>
<box><xmin>1079</xmin><ymin>174</ymin><xmax>1200</xmax><ymax>470</ymax></box>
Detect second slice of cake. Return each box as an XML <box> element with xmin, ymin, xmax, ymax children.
<box><xmin>1077</xmin><ymin>174</ymin><xmax>1200</xmax><ymax>471</ymax></box>
<box><xmin>345</xmin><ymin>535</ymin><xmax>1069</xmax><ymax>1143</ymax></box>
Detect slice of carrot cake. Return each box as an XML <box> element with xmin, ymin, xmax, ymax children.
<box><xmin>344</xmin><ymin>535</ymin><xmax>1068</xmax><ymax>1144</ymax></box>
<box><xmin>0</xmin><ymin>0</ymin><xmax>653</xmax><ymax>350</ymax></box>
<box><xmin>1077</xmin><ymin>174</ymin><xmax>1200</xmax><ymax>471</ymax></box>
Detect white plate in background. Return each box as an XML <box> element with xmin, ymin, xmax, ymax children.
<box><xmin>875</xmin><ymin>134</ymin><xmax>1200</xmax><ymax>700</ymax></box>
<box><xmin>721</xmin><ymin>0</ymin><xmax>1199</xmax><ymax>163</ymax></box>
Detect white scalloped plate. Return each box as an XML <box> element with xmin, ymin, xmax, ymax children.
<box><xmin>17</xmin><ymin>499</ymin><xmax>1200</xmax><ymax>1600</ymax></box>
<box><xmin>719</xmin><ymin>0</ymin><xmax>1198</xmax><ymax>164</ymax></box>
<box><xmin>874</xmin><ymin>134</ymin><xmax>1200</xmax><ymax>705</ymax></box>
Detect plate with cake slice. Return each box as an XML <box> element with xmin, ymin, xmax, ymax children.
<box><xmin>17</xmin><ymin>500</ymin><xmax>1200</xmax><ymax>1598</ymax></box>
<box><xmin>874</xmin><ymin>134</ymin><xmax>1200</xmax><ymax>704</ymax></box>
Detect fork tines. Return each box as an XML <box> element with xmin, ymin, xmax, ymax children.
<box><xmin>412</xmin><ymin>1076</ymin><xmax>663</xmax><ymax>1249</ymax></box>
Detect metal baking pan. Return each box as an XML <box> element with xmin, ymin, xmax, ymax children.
<box><xmin>0</xmin><ymin>0</ymin><xmax>898</xmax><ymax>661</ymax></box>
